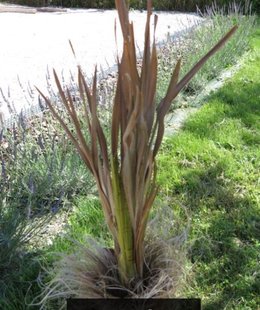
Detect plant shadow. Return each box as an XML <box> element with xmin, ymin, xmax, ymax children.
<box><xmin>180</xmin><ymin>163</ymin><xmax>259</xmax><ymax>309</ymax></box>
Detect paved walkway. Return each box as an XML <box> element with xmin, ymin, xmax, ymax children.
<box><xmin>0</xmin><ymin>6</ymin><xmax>202</xmax><ymax>125</ymax></box>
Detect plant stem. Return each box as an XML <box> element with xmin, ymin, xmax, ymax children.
<box><xmin>111</xmin><ymin>157</ymin><xmax>137</xmax><ymax>284</ymax></box>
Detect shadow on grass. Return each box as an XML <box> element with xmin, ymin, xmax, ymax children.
<box><xmin>184</xmin><ymin>82</ymin><xmax>260</xmax><ymax>141</ymax></box>
<box><xmin>180</xmin><ymin>163</ymin><xmax>259</xmax><ymax>309</ymax></box>
<box><xmin>212</xmin><ymin>82</ymin><xmax>260</xmax><ymax>128</ymax></box>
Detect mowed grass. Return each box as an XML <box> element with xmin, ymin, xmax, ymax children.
<box><xmin>157</xmin><ymin>26</ymin><xmax>260</xmax><ymax>309</ymax></box>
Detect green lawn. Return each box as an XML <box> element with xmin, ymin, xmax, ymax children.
<box><xmin>157</xmin><ymin>26</ymin><xmax>260</xmax><ymax>309</ymax></box>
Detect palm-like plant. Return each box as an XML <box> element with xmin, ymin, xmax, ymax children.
<box><xmin>37</xmin><ymin>0</ymin><xmax>237</xmax><ymax>293</ymax></box>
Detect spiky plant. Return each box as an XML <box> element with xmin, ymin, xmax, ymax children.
<box><xmin>37</xmin><ymin>0</ymin><xmax>237</xmax><ymax>292</ymax></box>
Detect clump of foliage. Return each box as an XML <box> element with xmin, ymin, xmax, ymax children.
<box><xmin>0</xmin><ymin>192</ymin><xmax>51</xmax><ymax>309</ymax></box>
<box><xmin>35</xmin><ymin>0</ymin><xmax>237</xmax><ymax>303</ymax></box>
<box><xmin>0</xmin><ymin>112</ymin><xmax>94</xmax><ymax>307</ymax></box>
<box><xmin>0</xmin><ymin>114</ymin><xmax>93</xmax><ymax>217</ymax></box>
<box><xmin>157</xmin><ymin>1</ymin><xmax>256</xmax><ymax>103</ymax></box>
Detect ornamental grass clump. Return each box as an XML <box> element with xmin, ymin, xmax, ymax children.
<box><xmin>36</xmin><ymin>0</ymin><xmax>237</xmax><ymax>302</ymax></box>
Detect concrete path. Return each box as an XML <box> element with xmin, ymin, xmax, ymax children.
<box><xmin>0</xmin><ymin>6</ymin><xmax>202</xmax><ymax>125</ymax></box>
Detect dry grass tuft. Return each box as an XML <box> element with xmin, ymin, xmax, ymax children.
<box><xmin>34</xmin><ymin>231</ymin><xmax>186</xmax><ymax>308</ymax></box>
